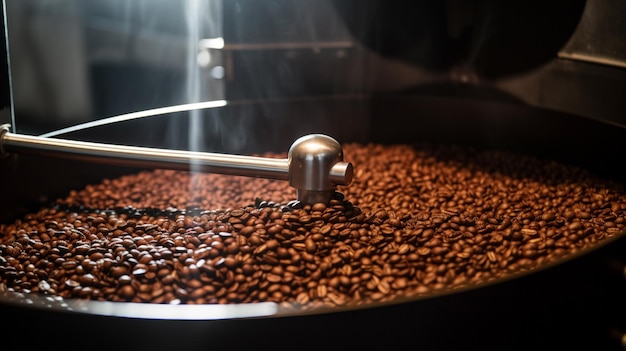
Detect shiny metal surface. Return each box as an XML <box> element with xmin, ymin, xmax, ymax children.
<box><xmin>288</xmin><ymin>134</ymin><xmax>353</xmax><ymax>204</ymax></box>
<box><xmin>0</xmin><ymin>124</ymin><xmax>352</xmax><ymax>204</ymax></box>
<box><xmin>0</xmin><ymin>289</ymin><xmax>279</xmax><ymax>320</ymax></box>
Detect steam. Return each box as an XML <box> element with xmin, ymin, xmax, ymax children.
<box><xmin>184</xmin><ymin>0</ymin><xmax>202</xmax><ymax>159</ymax></box>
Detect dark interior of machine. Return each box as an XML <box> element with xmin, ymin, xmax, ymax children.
<box><xmin>1</xmin><ymin>1</ymin><xmax>625</xmax><ymax>350</ymax></box>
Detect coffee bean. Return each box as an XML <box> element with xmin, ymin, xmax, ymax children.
<box><xmin>311</xmin><ymin>203</ymin><xmax>327</xmax><ymax>212</ymax></box>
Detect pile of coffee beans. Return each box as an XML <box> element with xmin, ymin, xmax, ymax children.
<box><xmin>1</xmin><ymin>142</ymin><xmax>625</xmax><ymax>310</ymax></box>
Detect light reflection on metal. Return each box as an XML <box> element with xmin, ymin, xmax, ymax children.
<box><xmin>39</xmin><ymin>100</ymin><xmax>228</xmax><ymax>138</ymax></box>
<box><xmin>557</xmin><ymin>52</ymin><xmax>626</xmax><ymax>69</ymax></box>
<box><xmin>0</xmin><ymin>290</ymin><xmax>278</xmax><ymax>320</ymax></box>
<box><xmin>82</xmin><ymin>300</ymin><xmax>278</xmax><ymax>320</ymax></box>
<box><xmin>198</xmin><ymin>37</ymin><xmax>353</xmax><ymax>51</ymax></box>
<box><xmin>199</xmin><ymin>37</ymin><xmax>225</xmax><ymax>49</ymax></box>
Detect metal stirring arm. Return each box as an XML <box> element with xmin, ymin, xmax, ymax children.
<box><xmin>0</xmin><ymin>124</ymin><xmax>353</xmax><ymax>204</ymax></box>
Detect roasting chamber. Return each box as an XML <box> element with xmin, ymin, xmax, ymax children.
<box><xmin>1</xmin><ymin>1</ymin><xmax>625</xmax><ymax>350</ymax></box>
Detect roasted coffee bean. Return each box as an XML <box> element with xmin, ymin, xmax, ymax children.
<box><xmin>0</xmin><ymin>143</ymin><xmax>625</xmax><ymax>310</ymax></box>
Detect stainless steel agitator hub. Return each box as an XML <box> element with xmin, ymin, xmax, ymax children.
<box><xmin>0</xmin><ymin>124</ymin><xmax>353</xmax><ymax>205</ymax></box>
<box><xmin>288</xmin><ymin>134</ymin><xmax>353</xmax><ymax>205</ymax></box>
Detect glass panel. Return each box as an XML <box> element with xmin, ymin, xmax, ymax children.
<box><xmin>3</xmin><ymin>0</ymin><xmax>223</xmax><ymax>135</ymax></box>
